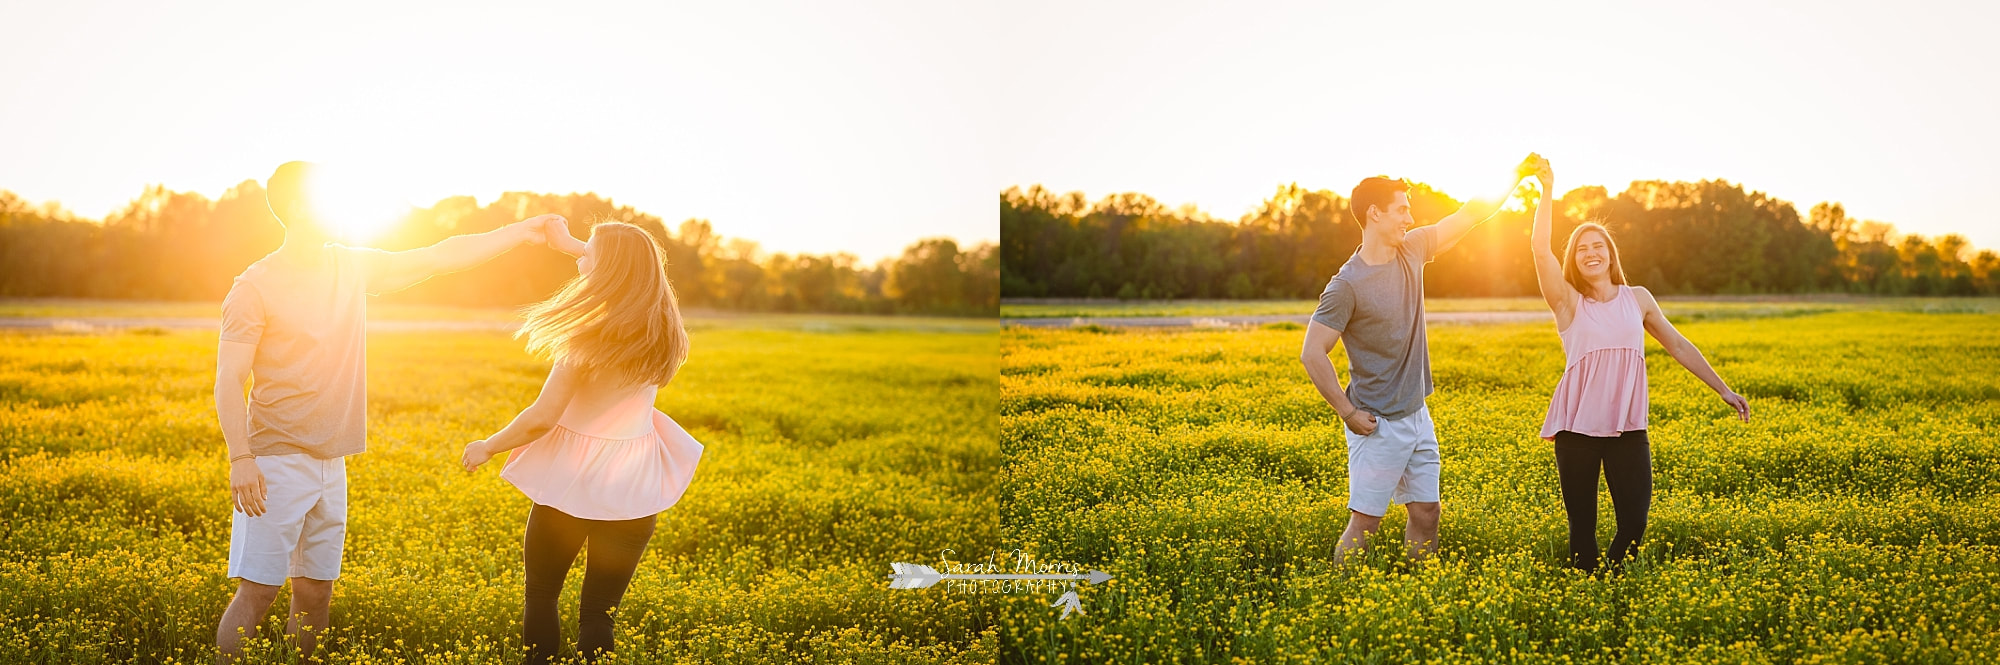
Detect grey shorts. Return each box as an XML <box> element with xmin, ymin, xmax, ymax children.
<box><xmin>227</xmin><ymin>453</ymin><xmax>347</xmax><ymax>586</ymax></box>
<box><xmin>1344</xmin><ymin>405</ymin><xmax>1441</xmax><ymax>517</ymax></box>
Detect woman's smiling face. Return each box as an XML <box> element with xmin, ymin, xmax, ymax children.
<box><xmin>1573</xmin><ymin>229</ymin><xmax>1611</xmax><ymax>278</ymax></box>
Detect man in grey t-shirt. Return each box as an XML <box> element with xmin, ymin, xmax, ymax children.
<box><xmin>1301</xmin><ymin>155</ymin><xmax>1542</xmax><ymax>566</ymax></box>
<box><xmin>213</xmin><ymin>162</ymin><xmax>573</xmax><ymax>663</ymax></box>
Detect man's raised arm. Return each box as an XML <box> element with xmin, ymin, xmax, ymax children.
<box><xmin>1429</xmin><ymin>154</ymin><xmax>1542</xmax><ymax>255</ymax></box>
<box><xmin>367</xmin><ymin>214</ymin><xmax>565</xmax><ymax>294</ymax></box>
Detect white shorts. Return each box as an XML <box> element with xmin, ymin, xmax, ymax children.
<box><xmin>228</xmin><ymin>453</ymin><xmax>347</xmax><ymax>586</ymax></box>
<box><xmin>1345</xmin><ymin>405</ymin><xmax>1441</xmax><ymax>517</ymax></box>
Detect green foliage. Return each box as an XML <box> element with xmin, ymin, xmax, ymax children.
<box><xmin>0</xmin><ymin>324</ymin><xmax>999</xmax><ymax>663</ymax></box>
<box><xmin>0</xmin><ymin>187</ymin><xmax>997</xmax><ymax>316</ymax></box>
<box><xmin>1000</xmin><ymin>181</ymin><xmax>2000</xmax><ymax>300</ymax></box>
<box><xmin>999</xmin><ymin>311</ymin><xmax>2000</xmax><ymax>663</ymax></box>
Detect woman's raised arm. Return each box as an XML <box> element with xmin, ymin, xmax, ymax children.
<box><xmin>544</xmin><ymin>217</ymin><xmax>588</xmax><ymax>258</ymax></box>
<box><xmin>1530</xmin><ymin>159</ymin><xmax>1578</xmax><ymax>329</ymax></box>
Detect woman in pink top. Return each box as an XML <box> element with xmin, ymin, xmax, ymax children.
<box><xmin>1528</xmin><ymin>157</ymin><xmax>1749</xmax><ymax>575</ymax></box>
<box><xmin>459</xmin><ymin>221</ymin><xmax>704</xmax><ymax>665</ymax></box>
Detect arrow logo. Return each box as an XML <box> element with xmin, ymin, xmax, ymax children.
<box><xmin>886</xmin><ymin>562</ymin><xmax>1112</xmax><ymax>617</ymax></box>
<box><xmin>1051</xmin><ymin>590</ymin><xmax>1084</xmax><ymax>619</ymax></box>
<box><xmin>886</xmin><ymin>563</ymin><xmax>1112</xmax><ymax>589</ymax></box>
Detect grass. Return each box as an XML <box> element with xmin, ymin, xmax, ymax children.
<box><xmin>0</xmin><ymin>298</ymin><xmax>1000</xmax><ymax>333</ymax></box>
<box><xmin>0</xmin><ymin>318</ymin><xmax>999</xmax><ymax>664</ymax></box>
<box><xmin>999</xmin><ymin>296</ymin><xmax>2000</xmax><ymax>320</ymax></box>
<box><xmin>999</xmin><ymin>309</ymin><xmax>2000</xmax><ymax>663</ymax></box>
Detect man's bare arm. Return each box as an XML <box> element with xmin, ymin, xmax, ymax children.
<box><xmin>1431</xmin><ymin>154</ymin><xmax>1540</xmax><ymax>255</ymax></box>
<box><xmin>369</xmin><ymin>214</ymin><xmax>564</xmax><ymax>293</ymax></box>
<box><xmin>216</xmin><ymin>340</ymin><xmax>265</xmax><ymax>516</ymax></box>
<box><xmin>1301</xmin><ymin>320</ymin><xmax>1377</xmax><ymax>435</ymax></box>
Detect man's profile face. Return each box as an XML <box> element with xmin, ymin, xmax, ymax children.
<box><xmin>1369</xmin><ymin>191</ymin><xmax>1414</xmax><ymax>243</ymax></box>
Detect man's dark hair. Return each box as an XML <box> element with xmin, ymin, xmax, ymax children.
<box><xmin>265</xmin><ymin>161</ymin><xmax>318</xmax><ymax>226</ymax></box>
<box><xmin>1349</xmin><ymin>176</ymin><xmax>1409</xmax><ymax>228</ymax></box>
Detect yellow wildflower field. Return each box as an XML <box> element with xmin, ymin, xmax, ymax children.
<box><xmin>1000</xmin><ymin>310</ymin><xmax>2000</xmax><ymax>663</ymax></box>
<box><xmin>0</xmin><ymin>322</ymin><xmax>998</xmax><ymax>664</ymax></box>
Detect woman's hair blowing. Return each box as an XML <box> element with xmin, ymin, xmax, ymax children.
<box><xmin>515</xmin><ymin>222</ymin><xmax>689</xmax><ymax>388</ymax></box>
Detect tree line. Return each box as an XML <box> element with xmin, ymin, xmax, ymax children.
<box><xmin>1001</xmin><ymin>180</ymin><xmax>2000</xmax><ymax>299</ymax></box>
<box><xmin>0</xmin><ymin>181</ymin><xmax>997</xmax><ymax>316</ymax></box>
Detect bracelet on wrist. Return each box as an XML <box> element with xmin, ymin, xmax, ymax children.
<box><xmin>231</xmin><ymin>453</ymin><xmax>254</xmax><ymax>462</ymax></box>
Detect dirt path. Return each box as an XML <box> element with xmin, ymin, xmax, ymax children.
<box><xmin>0</xmin><ymin>317</ymin><xmax>520</xmax><ymax>332</ymax></box>
<box><xmin>1005</xmin><ymin>311</ymin><xmax>1550</xmax><ymax>328</ymax></box>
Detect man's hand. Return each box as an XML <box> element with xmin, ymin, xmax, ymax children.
<box><xmin>1343</xmin><ymin>409</ymin><xmax>1379</xmax><ymax>436</ymax></box>
<box><xmin>1515</xmin><ymin>152</ymin><xmax>1543</xmax><ymax>181</ymax></box>
<box><xmin>1434</xmin><ymin>154</ymin><xmax>1546</xmax><ymax>255</ymax></box>
<box><xmin>542</xmin><ymin>217</ymin><xmax>566</xmax><ymax>245</ymax></box>
<box><xmin>514</xmin><ymin>214</ymin><xmax>565</xmax><ymax>246</ymax></box>
<box><xmin>231</xmin><ymin>457</ymin><xmax>267</xmax><ymax>516</ymax></box>
<box><xmin>462</xmin><ymin>440</ymin><xmax>494</xmax><ymax>472</ymax></box>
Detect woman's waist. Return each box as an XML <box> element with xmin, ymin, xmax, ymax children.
<box><xmin>1560</xmin><ymin>344</ymin><xmax>1644</xmax><ymax>365</ymax></box>
<box><xmin>507</xmin><ymin>429</ymin><xmax>670</xmax><ymax>473</ymax></box>
<box><xmin>549</xmin><ymin>419</ymin><xmax>656</xmax><ymax>442</ymax></box>
<box><xmin>1556</xmin><ymin>348</ymin><xmax>1648</xmax><ymax>382</ymax></box>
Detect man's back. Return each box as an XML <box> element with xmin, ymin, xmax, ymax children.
<box><xmin>220</xmin><ymin>243</ymin><xmax>383</xmax><ymax>459</ymax></box>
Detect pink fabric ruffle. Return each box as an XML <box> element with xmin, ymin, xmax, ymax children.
<box><xmin>500</xmin><ymin>408</ymin><xmax>704</xmax><ymax>521</ymax></box>
<box><xmin>1539</xmin><ymin>347</ymin><xmax>1649</xmax><ymax>440</ymax></box>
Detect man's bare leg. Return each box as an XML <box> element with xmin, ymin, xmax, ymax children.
<box><xmin>286</xmin><ymin>577</ymin><xmax>334</xmax><ymax>660</ymax></box>
<box><xmin>1333</xmin><ymin>510</ymin><xmax>1384</xmax><ymax>566</ymax></box>
<box><xmin>1404</xmin><ymin>501</ymin><xmax>1441</xmax><ymax>562</ymax></box>
<box><xmin>216</xmin><ymin>580</ymin><xmax>281</xmax><ymax>664</ymax></box>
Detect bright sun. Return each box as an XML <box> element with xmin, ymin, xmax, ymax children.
<box><xmin>308</xmin><ymin>166</ymin><xmax>411</xmax><ymax>243</ymax></box>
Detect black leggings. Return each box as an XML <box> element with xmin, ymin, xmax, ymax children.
<box><xmin>523</xmin><ymin>503</ymin><xmax>658</xmax><ymax>665</ymax></box>
<box><xmin>1552</xmin><ymin>429</ymin><xmax>1651</xmax><ymax>573</ymax></box>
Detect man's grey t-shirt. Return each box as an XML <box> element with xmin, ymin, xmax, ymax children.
<box><xmin>1311</xmin><ymin>225</ymin><xmax>1438</xmax><ymax>420</ymax></box>
<box><xmin>220</xmin><ymin>243</ymin><xmax>389</xmax><ymax>459</ymax></box>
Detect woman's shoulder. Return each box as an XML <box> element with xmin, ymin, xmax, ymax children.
<box><xmin>1623</xmin><ymin>285</ymin><xmax>1661</xmax><ymax>313</ymax></box>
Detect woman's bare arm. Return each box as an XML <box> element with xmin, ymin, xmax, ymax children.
<box><xmin>1634</xmin><ymin>287</ymin><xmax>1750</xmax><ymax>422</ymax></box>
<box><xmin>1529</xmin><ymin>160</ymin><xmax>1578</xmax><ymax>330</ymax></box>
<box><xmin>462</xmin><ymin>362</ymin><xmax>582</xmax><ymax>470</ymax></box>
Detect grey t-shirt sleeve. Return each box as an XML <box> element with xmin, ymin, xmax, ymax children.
<box><xmin>1311</xmin><ymin>278</ymin><xmax>1354</xmax><ymax>331</ymax></box>
<box><xmin>219</xmin><ymin>278</ymin><xmax>265</xmax><ymax>345</ymax></box>
<box><xmin>1405</xmin><ymin>225</ymin><xmax>1440</xmax><ymax>263</ymax></box>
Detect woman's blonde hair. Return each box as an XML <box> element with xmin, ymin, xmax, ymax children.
<box><xmin>1561</xmin><ymin>221</ymin><xmax>1628</xmax><ymax>297</ymax></box>
<box><xmin>516</xmin><ymin>222</ymin><xmax>689</xmax><ymax>388</ymax></box>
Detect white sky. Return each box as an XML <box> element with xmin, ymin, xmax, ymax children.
<box><xmin>6</xmin><ymin>1</ymin><xmax>1996</xmax><ymax>259</ymax></box>
<box><xmin>986</xmin><ymin>0</ymin><xmax>2000</xmax><ymax>252</ymax></box>
<box><xmin>0</xmin><ymin>0</ymin><xmax>997</xmax><ymax>262</ymax></box>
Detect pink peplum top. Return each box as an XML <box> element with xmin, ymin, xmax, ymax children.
<box><xmin>1540</xmin><ymin>284</ymin><xmax>1649</xmax><ymax>440</ymax></box>
<box><xmin>499</xmin><ymin>391</ymin><xmax>704</xmax><ymax>521</ymax></box>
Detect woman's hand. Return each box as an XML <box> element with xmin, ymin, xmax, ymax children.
<box><xmin>514</xmin><ymin>214</ymin><xmax>566</xmax><ymax>246</ymax></box>
<box><xmin>1536</xmin><ymin>158</ymin><xmax>1554</xmax><ymax>192</ymax></box>
<box><xmin>540</xmin><ymin>216</ymin><xmax>586</xmax><ymax>257</ymax></box>
<box><xmin>231</xmin><ymin>457</ymin><xmax>267</xmax><ymax>516</ymax></box>
<box><xmin>1721</xmin><ymin>390</ymin><xmax>1751</xmax><ymax>422</ymax></box>
<box><xmin>462</xmin><ymin>440</ymin><xmax>494</xmax><ymax>472</ymax></box>
<box><xmin>1515</xmin><ymin>152</ymin><xmax>1543</xmax><ymax>182</ymax></box>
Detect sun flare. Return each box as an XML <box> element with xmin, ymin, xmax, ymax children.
<box><xmin>308</xmin><ymin>166</ymin><xmax>411</xmax><ymax>243</ymax></box>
